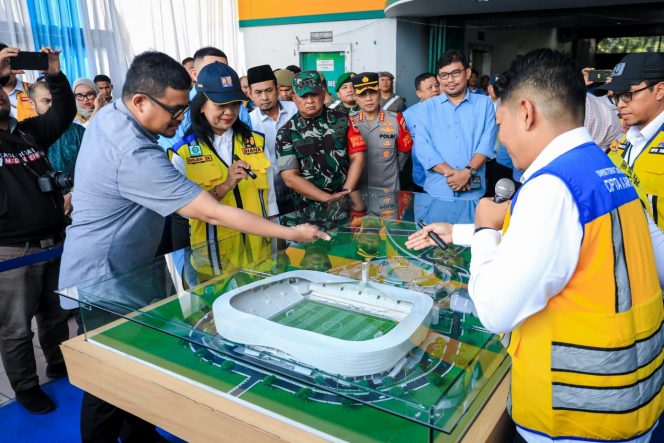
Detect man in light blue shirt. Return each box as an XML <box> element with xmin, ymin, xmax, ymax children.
<box><xmin>403</xmin><ymin>72</ymin><xmax>440</xmax><ymax>188</ymax></box>
<box><xmin>414</xmin><ymin>50</ymin><xmax>497</xmax><ymax>200</ymax></box>
<box><xmin>248</xmin><ymin>64</ymin><xmax>298</xmax><ymax>215</ymax></box>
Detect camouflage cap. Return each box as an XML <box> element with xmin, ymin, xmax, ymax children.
<box><xmin>334</xmin><ymin>72</ymin><xmax>356</xmax><ymax>92</ymax></box>
<box><xmin>293</xmin><ymin>70</ymin><xmax>324</xmax><ymax>96</ymax></box>
<box><xmin>274</xmin><ymin>69</ymin><xmax>295</xmax><ymax>87</ymax></box>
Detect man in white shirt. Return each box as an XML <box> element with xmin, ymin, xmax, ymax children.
<box><xmin>593</xmin><ymin>52</ymin><xmax>664</xmax><ymax>287</ymax></box>
<box><xmin>247</xmin><ymin>64</ymin><xmax>298</xmax><ymax>215</ymax></box>
<box><xmin>407</xmin><ymin>49</ymin><xmax>662</xmax><ymax>443</ymax></box>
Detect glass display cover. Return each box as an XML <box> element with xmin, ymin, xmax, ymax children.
<box><xmin>59</xmin><ymin>189</ymin><xmax>509</xmax><ymax>443</ymax></box>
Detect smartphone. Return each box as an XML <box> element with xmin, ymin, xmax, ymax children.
<box><xmin>588</xmin><ymin>70</ymin><xmax>612</xmax><ymax>83</ymax></box>
<box><xmin>10</xmin><ymin>51</ymin><xmax>48</xmax><ymax>71</ymax></box>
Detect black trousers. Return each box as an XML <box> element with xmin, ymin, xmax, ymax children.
<box><xmin>81</xmin><ymin>393</ymin><xmax>161</xmax><ymax>443</ymax></box>
<box><xmin>170</xmin><ymin>213</ymin><xmax>191</xmax><ymax>251</ymax></box>
<box><xmin>0</xmin><ymin>243</ymin><xmax>69</xmax><ymax>393</ymax></box>
<box><xmin>76</xmin><ymin>264</ymin><xmax>175</xmax><ymax>443</ymax></box>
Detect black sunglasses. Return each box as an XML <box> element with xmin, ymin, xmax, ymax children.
<box><xmin>138</xmin><ymin>92</ymin><xmax>190</xmax><ymax>120</ymax></box>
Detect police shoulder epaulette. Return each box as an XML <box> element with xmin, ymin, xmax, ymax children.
<box><xmin>170</xmin><ymin>133</ymin><xmax>197</xmax><ymax>151</ymax></box>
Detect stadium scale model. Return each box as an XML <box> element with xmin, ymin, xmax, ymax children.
<box><xmin>212</xmin><ymin>268</ymin><xmax>433</xmax><ymax>377</ymax></box>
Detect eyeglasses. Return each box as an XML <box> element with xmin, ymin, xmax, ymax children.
<box><xmin>139</xmin><ymin>92</ymin><xmax>190</xmax><ymax>120</ymax></box>
<box><xmin>438</xmin><ymin>69</ymin><xmax>465</xmax><ymax>81</ymax></box>
<box><xmin>609</xmin><ymin>85</ymin><xmax>651</xmax><ymax>106</ymax></box>
<box><xmin>75</xmin><ymin>92</ymin><xmax>97</xmax><ymax>101</ymax></box>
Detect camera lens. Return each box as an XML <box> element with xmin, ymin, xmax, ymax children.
<box><xmin>53</xmin><ymin>172</ymin><xmax>74</xmax><ymax>189</ymax></box>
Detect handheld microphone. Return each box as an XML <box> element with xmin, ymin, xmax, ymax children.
<box><xmin>494</xmin><ymin>178</ymin><xmax>516</xmax><ymax>203</ymax></box>
<box><xmin>232</xmin><ymin>154</ymin><xmax>257</xmax><ymax>179</ymax></box>
<box><xmin>417</xmin><ymin>220</ymin><xmax>448</xmax><ymax>250</ymax></box>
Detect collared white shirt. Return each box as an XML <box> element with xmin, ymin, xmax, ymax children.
<box><xmin>624</xmin><ymin>109</ymin><xmax>664</xmax><ymax>165</ymax></box>
<box><xmin>7</xmin><ymin>78</ymin><xmax>27</xmax><ymax>119</ymax></box>
<box><xmin>467</xmin><ymin>127</ymin><xmax>656</xmax><ymax>443</ymax></box>
<box><xmin>212</xmin><ymin>130</ymin><xmax>234</xmax><ymax>166</ymax></box>
<box><xmin>624</xmin><ymin>109</ymin><xmax>664</xmax><ymax>287</ymax></box>
<box><xmin>250</xmin><ymin>101</ymin><xmax>297</xmax><ymax>216</ymax></box>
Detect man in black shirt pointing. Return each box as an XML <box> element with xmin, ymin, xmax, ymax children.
<box><xmin>0</xmin><ymin>45</ymin><xmax>76</xmax><ymax>414</ymax></box>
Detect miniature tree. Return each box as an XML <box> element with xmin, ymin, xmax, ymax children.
<box><xmin>427</xmin><ymin>373</ymin><xmax>444</xmax><ymax>386</ymax></box>
<box><xmin>382</xmin><ymin>376</ymin><xmax>395</xmax><ymax>386</ymax></box>
<box><xmin>262</xmin><ymin>375</ymin><xmax>276</xmax><ymax>387</ymax></box>
<box><xmin>221</xmin><ymin>360</ymin><xmax>235</xmax><ymax>371</ymax></box>
<box><xmin>390</xmin><ymin>386</ymin><xmax>405</xmax><ymax>397</ymax></box>
<box><xmin>295</xmin><ymin>387</ymin><xmax>313</xmax><ymax>401</ymax></box>
<box><xmin>314</xmin><ymin>375</ymin><xmax>326</xmax><ymax>386</ymax></box>
<box><xmin>341</xmin><ymin>396</ymin><xmax>354</xmax><ymax>408</ymax></box>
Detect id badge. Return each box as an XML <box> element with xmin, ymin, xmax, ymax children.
<box><xmin>470</xmin><ymin>175</ymin><xmax>481</xmax><ymax>190</ymax></box>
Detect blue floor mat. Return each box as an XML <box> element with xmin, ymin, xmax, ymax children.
<box><xmin>0</xmin><ymin>378</ymin><xmax>185</xmax><ymax>443</ymax></box>
<box><xmin>0</xmin><ymin>378</ymin><xmax>83</xmax><ymax>443</ymax></box>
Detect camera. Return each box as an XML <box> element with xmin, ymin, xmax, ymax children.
<box><xmin>38</xmin><ymin>171</ymin><xmax>73</xmax><ymax>193</ymax></box>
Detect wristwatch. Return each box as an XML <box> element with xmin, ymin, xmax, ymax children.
<box><xmin>465</xmin><ymin>166</ymin><xmax>477</xmax><ymax>175</ymax></box>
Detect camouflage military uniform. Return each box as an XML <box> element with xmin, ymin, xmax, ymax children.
<box><xmin>329</xmin><ymin>100</ymin><xmax>361</xmax><ymax>115</ymax></box>
<box><xmin>276</xmin><ymin>106</ymin><xmax>366</xmax><ymax>209</ymax></box>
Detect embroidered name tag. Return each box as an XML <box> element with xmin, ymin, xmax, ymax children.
<box><xmin>242</xmin><ymin>146</ymin><xmax>263</xmax><ymax>155</ymax></box>
<box><xmin>187</xmin><ymin>155</ymin><xmax>213</xmax><ymax>164</ymax></box>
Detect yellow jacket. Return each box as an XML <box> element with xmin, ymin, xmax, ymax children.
<box><xmin>170</xmin><ymin>131</ymin><xmax>272</xmax><ymax>278</ymax></box>
<box><xmin>502</xmin><ymin>143</ymin><xmax>662</xmax><ymax>440</ymax></box>
<box><xmin>15</xmin><ymin>81</ymin><xmax>37</xmax><ymax>121</ymax></box>
<box><xmin>607</xmin><ymin>124</ymin><xmax>664</xmax><ymax>230</ymax></box>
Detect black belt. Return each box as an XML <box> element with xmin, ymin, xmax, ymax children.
<box><xmin>2</xmin><ymin>233</ymin><xmax>64</xmax><ymax>249</ymax></box>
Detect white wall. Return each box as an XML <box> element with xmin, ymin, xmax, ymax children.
<box><xmin>241</xmin><ymin>18</ymin><xmax>397</xmax><ymax>80</ymax></box>
<box><xmin>395</xmin><ymin>19</ymin><xmax>429</xmax><ymax>107</ymax></box>
<box><xmin>465</xmin><ymin>27</ymin><xmax>565</xmax><ymax>75</ymax></box>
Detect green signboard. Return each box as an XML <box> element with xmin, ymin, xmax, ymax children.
<box><xmin>300</xmin><ymin>51</ymin><xmax>346</xmax><ymax>91</ymax></box>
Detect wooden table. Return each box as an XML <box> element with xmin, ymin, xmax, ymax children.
<box><xmin>62</xmin><ymin>334</ymin><xmax>511</xmax><ymax>443</ymax></box>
